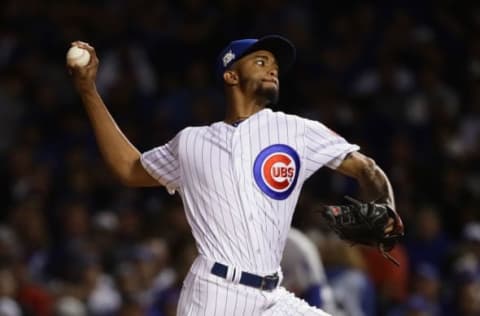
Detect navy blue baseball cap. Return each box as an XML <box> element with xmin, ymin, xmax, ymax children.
<box><xmin>216</xmin><ymin>35</ymin><xmax>296</xmax><ymax>82</ymax></box>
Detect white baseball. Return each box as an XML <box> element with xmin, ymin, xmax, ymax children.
<box><xmin>66</xmin><ymin>46</ymin><xmax>91</xmax><ymax>67</ymax></box>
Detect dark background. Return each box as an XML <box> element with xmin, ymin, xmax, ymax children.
<box><xmin>0</xmin><ymin>0</ymin><xmax>479</xmax><ymax>315</ymax></box>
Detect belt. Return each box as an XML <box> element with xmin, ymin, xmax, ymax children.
<box><xmin>211</xmin><ymin>262</ymin><xmax>279</xmax><ymax>291</ymax></box>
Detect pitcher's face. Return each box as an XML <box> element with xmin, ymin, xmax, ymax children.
<box><xmin>232</xmin><ymin>50</ymin><xmax>280</xmax><ymax>105</ymax></box>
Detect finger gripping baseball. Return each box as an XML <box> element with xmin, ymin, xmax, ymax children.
<box><xmin>319</xmin><ymin>196</ymin><xmax>404</xmax><ymax>266</ymax></box>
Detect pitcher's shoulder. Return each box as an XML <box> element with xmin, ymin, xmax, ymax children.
<box><xmin>170</xmin><ymin>126</ymin><xmax>208</xmax><ymax>144</ymax></box>
<box><xmin>179</xmin><ymin>124</ymin><xmax>211</xmax><ymax>135</ymax></box>
<box><xmin>268</xmin><ymin>109</ymin><xmax>311</xmax><ymax>124</ymax></box>
<box><xmin>179</xmin><ymin>122</ymin><xmax>234</xmax><ymax>140</ymax></box>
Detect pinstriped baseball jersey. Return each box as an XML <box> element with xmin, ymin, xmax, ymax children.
<box><xmin>141</xmin><ymin>108</ymin><xmax>359</xmax><ymax>275</ymax></box>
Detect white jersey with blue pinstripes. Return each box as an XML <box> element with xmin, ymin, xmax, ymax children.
<box><xmin>141</xmin><ymin>108</ymin><xmax>359</xmax><ymax>276</ymax></box>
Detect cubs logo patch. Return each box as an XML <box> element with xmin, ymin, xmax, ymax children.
<box><xmin>253</xmin><ymin>144</ymin><xmax>300</xmax><ymax>200</ymax></box>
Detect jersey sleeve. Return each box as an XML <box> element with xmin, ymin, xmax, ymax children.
<box><xmin>304</xmin><ymin>119</ymin><xmax>359</xmax><ymax>179</ymax></box>
<box><xmin>140</xmin><ymin>133</ymin><xmax>181</xmax><ymax>194</ymax></box>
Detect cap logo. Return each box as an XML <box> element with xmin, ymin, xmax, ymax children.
<box><xmin>253</xmin><ymin>144</ymin><xmax>300</xmax><ymax>200</ymax></box>
<box><xmin>222</xmin><ymin>49</ymin><xmax>235</xmax><ymax>67</ymax></box>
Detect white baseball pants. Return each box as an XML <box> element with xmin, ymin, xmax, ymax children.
<box><xmin>177</xmin><ymin>256</ymin><xmax>331</xmax><ymax>316</ymax></box>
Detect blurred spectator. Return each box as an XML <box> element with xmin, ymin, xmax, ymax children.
<box><xmin>53</xmin><ymin>296</ymin><xmax>86</xmax><ymax>316</ymax></box>
<box><xmin>14</xmin><ymin>259</ymin><xmax>54</xmax><ymax>316</ymax></box>
<box><xmin>147</xmin><ymin>236</ymin><xmax>196</xmax><ymax>316</ymax></box>
<box><xmin>319</xmin><ymin>233</ymin><xmax>376</xmax><ymax>316</ymax></box>
<box><xmin>8</xmin><ymin>198</ymin><xmax>50</xmax><ymax>284</ymax></box>
<box><xmin>462</xmin><ymin>222</ymin><xmax>480</xmax><ymax>248</ymax></box>
<box><xmin>0</xmin><ymin>267</ymin><xmax>21</xmax><ymax>316</ymax></box>
<box><xmin>448</xmin><ymin>270</ymin><xmax>480</xmax><ymax>316</ymax></box>
<box><xmin>282</xmin><ymin>228</ymin><xmax>338</xmax><ymax>314</ymax></box>
<box><xmin>0</xmin><ymin>297</ymin><xmax>21</xmax><ymax>316</ymax></box>
<box><xmin>388</xmin><ymin>263</ymin><xmax>443</xmax><ymax>316</ymax></box>
<box><xmin>361</xmin><ymin>244</ymin><xmax>409</xmax><ymax>313</ymax></box>
<box><xmin>0</xmin><ymin>0</ymin><xmax>479</xmax><ymax>315</ymax></box>
<box><xmin>82</xmin><ymin>256</ymin><xmax>121</xmax><ymax>316</ymax></box>
<box><xmin>387</xmin><ymin>294</ymin><xmax>433</xmax><ymax>316</ymax></box>
<box><xmin>404</xmin><ymin>206</ymin><xmax>451</xmax><ymax>271</ymax></box>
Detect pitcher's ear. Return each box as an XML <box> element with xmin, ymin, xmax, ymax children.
<box><xmin>223</xmin><ymin>70</ymin><xmax>239</xmax><ymax>85</ymax></box>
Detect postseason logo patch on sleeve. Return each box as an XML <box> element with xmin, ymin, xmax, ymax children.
<box><xmin>253</xmin><ymin>144</ymin><xmax>300</xmax><ymax>200</ymax></box>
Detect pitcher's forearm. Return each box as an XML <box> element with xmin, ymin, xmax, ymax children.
<box><xmin>67</xmin><ymin>41</ymin><xmax>158</xmax><ymax>187</ymax></box>
<box><xmin>336</xmin><ymin>152</ymin><xmax>395</xmax><ymax>209</ymax></box>
<box><xmin>80</xmin><ymin>88</ymin><xmax>141</xmax><ymax>182</ymax></box>
<box><xmin>357</xmin><ymin>160</ymin><xmax>395</xmax><ymax>209</ymax></box>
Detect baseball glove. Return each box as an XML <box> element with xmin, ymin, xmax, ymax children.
<box><xmin>318</xmin><ymin>196</ymin><xmax>404</xmax><ymax>266</ymax></box>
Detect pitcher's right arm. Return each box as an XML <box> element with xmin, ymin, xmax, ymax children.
<box><xmin>67</xmin><ymin>41</ymin><xmax>159</xmax><ymax>187</ymax></box>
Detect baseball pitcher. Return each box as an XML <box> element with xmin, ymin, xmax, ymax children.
<box><xmin>67</xmin><ymin>35</ymin><xmax>403</xmax><ymax>315</ymax></box>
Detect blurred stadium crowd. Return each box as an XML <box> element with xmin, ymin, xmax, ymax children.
<box><xmin>0</xmin><ymin>0</ymin><xmax>480</xmax><ymax>315</ymax></box>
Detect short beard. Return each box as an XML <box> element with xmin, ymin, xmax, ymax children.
<box><xmin>256</xmin><ymin>86</ymin><xmax>279</xmax><ymax>107</ymax></box>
